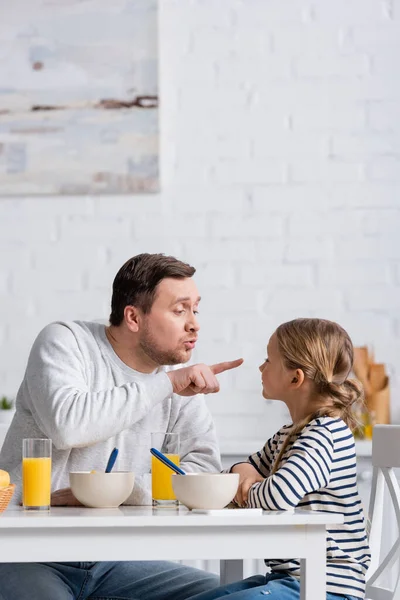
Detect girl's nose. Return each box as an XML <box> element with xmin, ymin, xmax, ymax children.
<box><xmin>259</xmin><ymin>364</ymin><xmax>264</xmax><ymax>373</ymax></box>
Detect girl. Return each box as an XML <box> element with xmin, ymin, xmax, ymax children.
<box><xmin>190</xmin><ymin>318</ymin><xmax>370</xmax><ymax>600</ymax></box>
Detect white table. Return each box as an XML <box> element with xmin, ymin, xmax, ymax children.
<box><xmin>0</xmin><ymin>506</ymin><xmax>343</xmax><ymax>600</ymax></box>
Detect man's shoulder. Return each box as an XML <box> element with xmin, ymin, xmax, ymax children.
<box><xmin>34</xmin><ymin>320</ymin><xmax>101</xmax><ymax>347</ymax></box>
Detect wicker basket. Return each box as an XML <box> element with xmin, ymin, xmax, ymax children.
<box><xmin>0</xmin><ymin>484</ymin><xmax>15</xmax><ymax>513</ymax></box>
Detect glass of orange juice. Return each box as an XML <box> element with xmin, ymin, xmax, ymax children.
<box><xmin>151</xmin><ymin>432</ymin><xmax>180</xmax><ymax>507</ymax></box>
<box><xmin>22</xmin><ymin>438</ymin><xmax>52</xmax><ymax>511</ymax></box>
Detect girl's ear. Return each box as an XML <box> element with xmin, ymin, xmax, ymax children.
<box><xmin>290</xmin><ymin>369</ymin><xmax>305</xmax><ymax>388</ymax></box>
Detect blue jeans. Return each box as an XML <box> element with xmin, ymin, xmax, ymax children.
<box><xmin>186</xmin><ymin>572</ymin><xmax>359</xmax><ymax>600</ymax></box>
<box><xmin>0</xmin><ymin>561</ymin><xmax>219</xmax><ymax>600</ymax></box>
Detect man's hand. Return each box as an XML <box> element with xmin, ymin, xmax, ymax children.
<box><xmin>231</xmin><ymin>463</ymin><xmax>264</xmax><ymax>507</ymax></box>
<box><xmin>51</xmin><ymin>487</ymin><xmax>83</xmax><ymax>507</ymax></box>
<box><xmin>167</xmin><ymin>359</ymin><xmax>244</xmax><ymax>396</ymax></box>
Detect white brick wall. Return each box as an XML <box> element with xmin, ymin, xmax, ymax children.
<box><xmin>1</xmin><ymin>0</ymin><xmax>400</xmax><ymax>449</ymax></box>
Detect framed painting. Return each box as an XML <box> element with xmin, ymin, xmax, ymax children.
<box><xmin>0</xmin><ymin>0</ymin><xmax>158</xmax><ymax>195</ymax></box>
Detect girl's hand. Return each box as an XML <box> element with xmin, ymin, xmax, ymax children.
<box><xmin>231</xmin><ymin>463</ymin><xmax>264</xmax><ymax>507</ymax></box>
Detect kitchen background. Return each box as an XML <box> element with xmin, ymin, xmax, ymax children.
<box><xmin>0</xmin><ymin>0</ymin><xmax>400</xmax><ymax>458</ymax></box>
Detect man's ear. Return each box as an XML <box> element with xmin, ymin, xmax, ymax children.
<box><xmin>290</xmin><ymin>369</ymin><xmax>305</xmax><ymax>388</ymax></box>
<box><xmin>124</xmin><ymin>306</ymin><xmax>141</xmax><ymax>333</ymax></box>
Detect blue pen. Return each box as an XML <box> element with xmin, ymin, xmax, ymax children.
<box><xmin>150</xmin><ymin>447</ymin><xmax>186</xmax><ymax>475</ymax></box>
<box><xmin>105</xmin><ymin>447</ymin><xmax>119</xmax><ymax>473</ymax></box>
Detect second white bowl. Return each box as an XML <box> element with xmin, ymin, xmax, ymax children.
<box><xmin>69</xmin><ymin>471</ymin><xmax>135</xmax><ymax>508</ymax></box>
<box><xmin>172</xmin><ymin>472</ymin><xmax>239</xmax><ymax>510</ymax></box>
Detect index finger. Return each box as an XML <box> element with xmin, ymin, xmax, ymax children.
<box><xmin>210</xmin><ymin>358</ymin><xmax>244</xmax><ymax>375</ymax></box>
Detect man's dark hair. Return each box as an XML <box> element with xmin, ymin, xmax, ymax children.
<box><xmin>109</xmin><ymin>253</ymin><xmax>196</xmax><ymax>326</ymax></box>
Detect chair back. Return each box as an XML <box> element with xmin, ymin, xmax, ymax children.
<box><xmin>366</xmin><ymin>425</ymin><xmax>400</xmax><ymax>600</ymax></box>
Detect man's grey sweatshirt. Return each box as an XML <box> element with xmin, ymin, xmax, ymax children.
<box><xmin>0</xmin><ymin>321</ymin><xmax>221</xmax><ymax>504</ymax></box>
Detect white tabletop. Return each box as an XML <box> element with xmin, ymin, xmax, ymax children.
<box><xmin>0</xmin><ymin>505</ymin><xmax>344</xmax><ymax>528</ymax></box>
<box><xmin>0</xmin><ymin>506</ymin><xmax>341</xmax><ymax>600</ymax></box>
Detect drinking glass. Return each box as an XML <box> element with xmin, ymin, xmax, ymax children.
<box><xmin>22</xmin><ymin>438</ymin><xmax>52</xmax><ymax>510</ymax></box>
<box><xmin>151</xmin><ymin>432</ymin><xmax>180</xmax><ymax>507</ymax></box>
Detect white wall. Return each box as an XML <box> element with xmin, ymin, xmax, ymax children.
<box><xmin>1</xmin><ymin>0</ymin><xmax>400</xmax><ymax>449</ymax></box>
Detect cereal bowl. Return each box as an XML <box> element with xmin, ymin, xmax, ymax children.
<box><xmin>172</xmin><ymin>473</ymin><xmax>239</xmax><ymax>510</ymax></box>
<box><xmin>69</xmin><ymin>471</ymin><xmax>135</xmax><ymax>508</ymax></box>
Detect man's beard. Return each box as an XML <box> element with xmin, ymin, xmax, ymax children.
<box><xmin>139</xmin><ymin>325</ymin><xmax>189</xmax><ymax>366</ymax></box>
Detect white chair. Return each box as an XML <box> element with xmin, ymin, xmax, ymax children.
<box><xmin>366</xmin><ymin>425</ymin><xmax>400</xmax><ymax>600</ymax></box>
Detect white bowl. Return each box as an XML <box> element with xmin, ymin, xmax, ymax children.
<box><xmin>69</xmin><ymin>471</ymin><xmax>135</xmax><ymax>508</ymax></box>
<box><xmin>172</xmin><ymin>473</ymin><xmax>239</xmax><ymax>510</ymax></box>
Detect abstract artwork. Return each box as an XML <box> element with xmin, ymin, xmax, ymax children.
<box><xmin>0</xmin><ymin>0</ymin><xmax>158</xmax><ymax>195</ymax></box>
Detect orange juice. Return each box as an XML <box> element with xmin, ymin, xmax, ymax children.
<box><xmin>151</xmin><ymin>454</ymin><xmax>180</xmax><ymax>501</ymax></box>
<box><xmin>22</xmin><ymin>457</ymin><xmax>51</xmax><ymax>507</ymax></box>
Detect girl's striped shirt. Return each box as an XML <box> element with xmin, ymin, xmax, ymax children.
<box><xmin>246</xmin><ymin>417</ymin><xmax>370</xmax><ymax>600</ymax></box>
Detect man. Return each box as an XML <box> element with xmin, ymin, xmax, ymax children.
<box><xmin>0</xmin><ymin>253</ymin><xmax>243</xmax><ymax>600</ymax></box>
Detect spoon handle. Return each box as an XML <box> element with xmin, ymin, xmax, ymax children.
<box><xmin>105</xmin><ymin>447</ymin><xmax>119</xmax><ymax>473</ymax></box>
<box><xmin>150</xmin><ymin>447</ymin><xmax>186</xmax><ymax>475</ymax></box>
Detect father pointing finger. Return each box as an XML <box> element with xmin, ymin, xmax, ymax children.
<box><xmin>168</xmin><ymin>359</ymin><xmax>244</xmax><ymax>395</ymax></box>
<box><xmin>0</xmin><ymin>253</ymin><xmax>243</xmax><ymax>600</ymax></box>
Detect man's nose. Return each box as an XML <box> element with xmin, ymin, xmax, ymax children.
<box><xmin>259</xmin><ymin>364</ymin><xmax>264</xmax><ymax>373</ymax></box>
<box><xmin>187</xmin><ymin>313</ymin><xmax>200</xmax><ymax>332</ymax></box>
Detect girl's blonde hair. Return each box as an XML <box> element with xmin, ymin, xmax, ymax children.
<box><xmin>270</xmin><ymin>318</ymin><xmax>364</xmax><ymax>475</ymax></box>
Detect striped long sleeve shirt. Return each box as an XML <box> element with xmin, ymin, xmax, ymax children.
<box><xmin>246</xmin><ymin>417</ymin><xmax>370</xmax><ymax>599</ymax></box>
